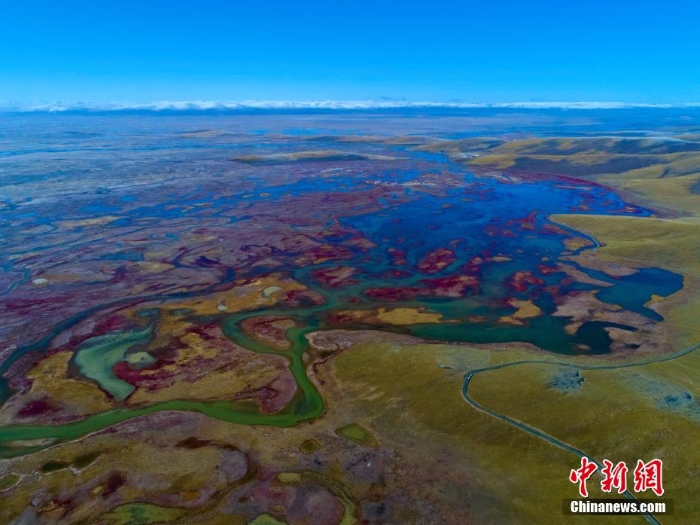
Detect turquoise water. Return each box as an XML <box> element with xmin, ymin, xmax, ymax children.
<box><xmin>73</xmin><ymin>328</ymin><xmax>153</xmax><ymax>401</ymax></box>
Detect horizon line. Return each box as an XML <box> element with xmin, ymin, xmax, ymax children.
<box><xmin>3</xmin><ymin>99</ymin><xmax>700</xmax><ymax>113</ymax></box>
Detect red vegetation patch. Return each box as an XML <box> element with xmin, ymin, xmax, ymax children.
<box><xmin>279</xmin><ymin>289</ymin><xmax>325</xmax><ymax>307</ymax></box>
<box><xmin>48</xmin><ymin>310</ymin><xmax>142</xmax><ymax>353</ymax></box>
<box><xmin>417</xmin><ymin>247</ymin><xmax>457</xmax><ymax>274</ymax></box>
<box><xmin>240</xmin><ymin>315</ymin><xmax>295</xmax><ymax>351</ymax></box>
<box><xmin>542</xmin><ymin>223</ymin><xmax>569</xmax><ymax>235</ymax></box>
<box><xmin>418</xmin><ymin>274</ymin><xmax>480</xmax><ymax>297</ymax></box>
<box><xmin>310</xmin><ymin>266</ymin><xmax>358</xmax><ymax>287</ymax></box>
<box><xmin>378</xmin><ymin>269</ymin><xmax>413</xmax><ymax>279</ymax></box>
<box><xmin>234</xmin><ymin>378</ymin><xmax>296</xmax><ymax>413</ymax></box>
<box><xmin>387</xmin><ymin>247</ymin><xmax>408</xmax><ymax>266</ymax></box>
<box><xmin>537</xmin><ymin>264</ymin><xmax>561</xmax><ymax>276</ymax></box>
<box><xmin>462</xmin><ymin>256</ymin><xmax>485</xmax><ymax>273</ymax></box>
<box><xmin>484</xmin><ymin>224</ymin><xmax>517</xmax><ymax>238</ymax></box>
<box><xmin>111</xmin><ymin>322</ymin><xmax>297</xmax><ymax>413</ymax></box>
<box><xmin>505</xmin><ymin>271</ymin><xmax>545</xmax><ymax>292</ymax></box>
<box><xmin>364</xmin><ymin>273</ymin><xmax>480</xmax><ymax>301</ymax></box>
<box><xmin>17</xmin><ymin>397</ymin><xmax>57</xmax><ymax>418</ymax></box>
<box><xmin>505</xmin><ymin>211</ymin><xmax>538</xmax><ymax>231</ymax></box>
<box><xmin>363</xmin><ymin>287</ymin><xmax>422</xmax><ymax>301</ymax></box>
<box><xmin>112</xmin><ymin>322</ymin><xmax>231</xmax><ymax>389</ymax></box>
<box><xmin>291</xmin><ymin>241</ymin><xmax>355</xmax><ymax>265</ymax></box>
<box><xmin>103</xmin><ymin>471</ymin><xmax>126</xmax><ymax>497</ymax></box>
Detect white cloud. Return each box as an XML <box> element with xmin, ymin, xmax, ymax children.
<box><xmin>1</xmin><ymin>100</ymin><xmax>700</xmax><ymax>112</ymax></box>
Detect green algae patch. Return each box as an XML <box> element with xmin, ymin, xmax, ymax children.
<box><xmin>73</xmin><ymin>450</ymin><xmax>103</xmax><ymax>469</ymax></box>
<box><xmin>276</xmin><ymin>472</ymin><xmax>301</xmax><ymax>483</ymax></box>
<box><xmin>0</xmin><ymin>473</ymin><xmax>20</xmax><ymax>491</ymax></box>
<box><xmin>171</xmin><ymin>307</ymin><xmax>196</xmax><ymax>316</ymax></box>
<box><xmin>299</xmin><ymin>439</ymin><xmax>320</xmax><ymax>454</ymax></box>
<box><xmin>262</xmin><ymin>286</ymin><xmax>282</xmax><ymax>298</ymax></box>
<box><xmin>125</xmin><ymin>351</ymin><xmax>155</xmax><ymax>369</ymax></box>
<box><xmin>40</xmin><ymin>460</ymin><xmax>69</xmax><ymax>473</ymax></box>
<box><xmin>248</xmin><ymin>514</ymin><xmax>287</xmax><ymax>525</ymax></box>
<box><xmin>74</xmin><ymin>327</ymin><xmax>152</xmax><ymax>401</ymax></box>
<box><xmin>100</xmin><ymin>502</ymin><xmax>186</xmax><ymax>525</ymax></box>
<box><xmin>335</xmin><ymin>423</ymin><xmax>378</xmax><ymax>448</ymax></box>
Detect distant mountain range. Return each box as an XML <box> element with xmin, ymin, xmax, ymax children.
<box><xmin>2</xmin><ymin>100</ymin><xmax>700</xmax><ymax>113</ymax></box>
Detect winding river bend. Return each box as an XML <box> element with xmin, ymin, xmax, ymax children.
<box><xmin>0</xmin><ymin>217</ymin><xmax>685</xmax><ymax>476</ymax></box>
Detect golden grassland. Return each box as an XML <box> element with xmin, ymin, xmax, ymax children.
<box><xmin>420</xmin><ymin>138</ymin><xmax>700</xmax><ymax>206</ymax></box>
<box><xmin>468</xmin><ymin>348</ymin><xmax>700</xmax><ymax>522</ymax></box>
<box><xmin>325</xmin><ymin>322</ymin><xmax>700</xmax><ymax>522</ymax></box>
<box><xmin>598</xmin><ymin>174</ymin><xmax>700</xmax><ymax>217</ymax></box>
<box><xmin>324</xmin><ymin>341</ymin><xmax>638</xmax><ymax>524</ymax></box>
<box><xmin>551</xmin><ymin>215</ymin><xmax>700</xmax><ymax>276</ymax></box>
<box><xmin>332</xmin><ymin>306</ymin><xmax>446</xmax><ymax>325</ymax></box>
<box><xmin>157</xmin><ymin>273</ymin><xmax>307</xmax><ymax>317</ymax></box>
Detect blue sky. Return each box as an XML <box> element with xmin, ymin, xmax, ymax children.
<box><xmin>1</xmin><ymin>0</ymin><xmax>699</xmax><ymax>105</ymax></box>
